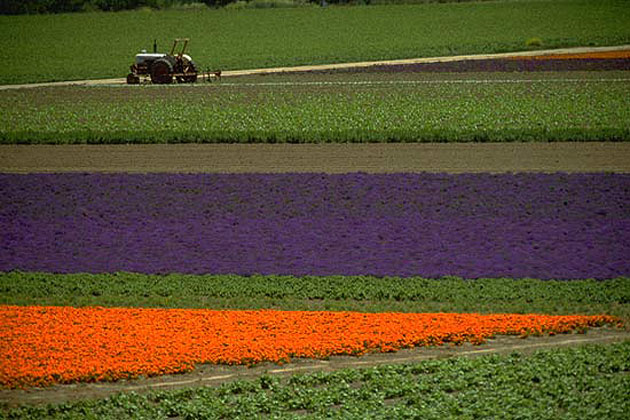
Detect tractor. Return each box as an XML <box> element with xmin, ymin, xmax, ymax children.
<box><xmin>127</xmin><ymin>38</ymin><xmax>198</xmax><ymax>84</ymax></box>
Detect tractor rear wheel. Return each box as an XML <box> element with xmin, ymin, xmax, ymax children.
<box><xmin>151</xmin><ymin>58</ymin><xmax>173</xmax><ymax>84</ymax></box>
<box><xmin>177</xmin><ymin>59</ymin><xmax>198</xmax><ymax>83</ymax></box>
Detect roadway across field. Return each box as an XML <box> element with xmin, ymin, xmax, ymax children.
<box><xmin>0</xmin><ymin>45</ymin><xmax>628</xmax><ymax>91</ymax></box>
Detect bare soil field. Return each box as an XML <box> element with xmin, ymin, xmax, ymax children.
<box><xmin>1</xmin><ymin>328</ymin><xmax>627</xmax><ymax>408</ymax></box>
<box><xmin>2</xmin><ymin>143</ymin><xmax>629</xmax><ymax>174</ymax></box>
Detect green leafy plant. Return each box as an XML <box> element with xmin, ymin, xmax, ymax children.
<box><xmin>2</xmin><ymin>72</ymin><xmax>629</xmax><ymax>144</ymax></box>
<box><xmin>5</xmin><ymin>341</ymin><xmax>630</xmax><ymax>418</ymax></box>
<box><xmin>2</xmin><ymin>272</ymin><xmax>629</xmax><ymax>321</ymax></box>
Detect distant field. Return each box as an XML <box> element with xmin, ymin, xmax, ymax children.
<box><xmin>1</xmin><ymin>0</ymin><xmax>630</xmax><ymax>84</ymax></box>
<box><xmin>1</xmin><ymin>71</ymin><xmax>629</xmax><ymax>143</ymax></box>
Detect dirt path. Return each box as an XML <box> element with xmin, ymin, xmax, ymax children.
<box><xmin>1</xmin><ymin>45</ymin><xmax>628</xmax><ymax>91</ymax></box>
<box><xmin>2</xmin><ymin>143</ymin><xmax>629</xmax><ymax>174</ymax></box>
<box><xmin>1</xmin><ymin>328</ymin><xmax>627</xmax><ymax>408</ymax></box>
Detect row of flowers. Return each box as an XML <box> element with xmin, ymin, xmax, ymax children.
<box><xmin>514</xmin><ymin>50</ymin><xmax>630</xmax><ymax>60</ymax></box>
<box><xmin>1</xmin><ymin>173</ymin><xmax>628</xmax><ymax>279</ymax></box>
<box><xmin>337</xmin><ymin>52</ymin><xmax>630</xmax><ymax>73</ymax></box>
<box><xmin>0</xmin><ymin>305</ymin><xmax>620</xmax><ymax>388</ymax></box>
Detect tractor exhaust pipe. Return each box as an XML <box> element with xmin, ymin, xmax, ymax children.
<box><xmin>153</xmin><ymin>39</ymin><xmax>157</xmax><ymax>53</ymax></box>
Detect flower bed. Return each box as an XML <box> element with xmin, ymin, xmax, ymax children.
<box><xmin>0</xmin><ymin>305</ymin><xmax>618</xmax><ymax>389</ymax></box>
<box><xmin>514</xmin><ymin>50</ymin><xmax>630</xmax><ymax>60</ymax></box>
<box><xmin>323</xmin><ymin>50</ymin><xmax>630</xmax><ymax>73</ymax></box>
<box><xmin>347</xmin><ymin>58</ymin><xmax>630</xmax><ymax>73</ymax></box>
<box><xmin>1</xmin><ymin>173</ymin><xmax>628</xmax><ymax>279</ymax></box>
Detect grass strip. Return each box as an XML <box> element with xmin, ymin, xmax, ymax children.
<box><xmin>1</xmin><ymin>0</ymin><xmax>630</xmax><ymax>84</ymax></box>
<box><xmin>4</xmin><ymin>341</ymin><xmax>629</xmax><ymax>418</ymax></box>
<box><xmin>2</xmin><ymin>272</ymin><xmax>629</xmax><ymax>320</ymax></box>
<box><xmin>0</xmin><ymin>305</ymin><xmax>617</xmax><ymax>388</ymax></box>
<box><xmin>2</xmin><ymin>72</ymin><xmax>629</xmax><ymax>144</ymax></box>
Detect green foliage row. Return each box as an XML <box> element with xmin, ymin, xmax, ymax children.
<box><xmin>2</xmin><ymin>272</ymin><xmax>629</xmax><ymax>319</ymax></box>
<box><xmin>6</xmin><ymin>341</ymin><xmax>630</xmax><ymax>418</ymax></box>
<box><xmin>1</xmin><ymin>0</ymin><xmax>629</xmax><ymax>84</ymax></box>
<box><xmin>2</xmin><ymin>72</ymin><xmax>629</xmax><ymax>143</ymax></box>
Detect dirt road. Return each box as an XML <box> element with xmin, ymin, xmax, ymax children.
<box><xmin>1</xmin><ymin>45</ymin><xmax>628</xmax><ymax>91</ymax></box>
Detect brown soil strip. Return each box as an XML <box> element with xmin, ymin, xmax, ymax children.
<box><xmin>1</xmin><ymin>328</ymin><xmax>627</xmax><ymax>408</ymax></box>
<box><xmin>2</xmin><ymin>143</ymin><xmax>629</xmax><ymax>174</ymax></box>
<box><xmin>1</xmin><ymin>45</ymin><xmax>628</xmax><ymax>90</ymax></box>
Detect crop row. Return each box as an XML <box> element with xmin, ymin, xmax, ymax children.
<box><xmin>2</xmin><ymin>0</ymin><xmax>629</xmax><ymax>84</ymax></box>
<box><xmin>2</xmin><ymin>272</ymin><xmax>629</xmax><ymax>320</ymax></box>
<box><xmin>2</xmin><ymin>72</ymin><xmax>630</xmax><ymax>143</ymax></box>
<box><xmin>6</xmin><ymin>342</ymin><xmax>630</xmax><ymax>420</ymax></box>
<box><xmin>345</xmin><ymin>57</ymin><xmax>630</xmax><ymax>73</ymax></box>
<box><xmin>2</xmin><ymin>173</ymin><xmax>628</xmax><ymax>279</ymax></box>
<box><xmin>5</xmin><ymin>341</ymin><xmax>630</xmax><ymax>418</ymax></box>
<box><xmin>517</xmin><ymin>50</ymin><xmax>630</xmax><ymax>60</ymax></box>
<box><xmin>0</xmin><ymin>304</ymin><xmax>618</xmax><ymax>388</ymax></box>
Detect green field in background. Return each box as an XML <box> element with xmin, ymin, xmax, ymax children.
<box><xmin>1</xmin><ymin>0</ymin><xmax>629</xmax><ymax>84</ymax></box>
<box><xmin>2</xmin><ymin>72</ymin><xmax>629</xmax><ymax>143</ymax></box>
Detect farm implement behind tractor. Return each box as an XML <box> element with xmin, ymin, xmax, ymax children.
<box><xmin>127</xmin><ymin>38</ymin><xmax>220</xmax><ymax>85</ymax></box>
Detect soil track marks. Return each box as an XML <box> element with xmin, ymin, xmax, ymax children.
<box><xmin>1</xmin><ymin>328</ymin><xmax>627</xmax><ymax>408</ymax></box>
<box><xmin>2</xmin><ymin>143</ymin><xmax>629</xmax><ymax>174</ymax></box>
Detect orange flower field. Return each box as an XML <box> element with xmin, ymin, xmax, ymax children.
<box><xmin>511</xmin><ymin>50</ymin><xmax>630</xmax><ymax>60</ymax></box>
<box><xmin>0</xmin><ymin>305</ymin><xmax>619</xmax><ymax>389</ymax></box>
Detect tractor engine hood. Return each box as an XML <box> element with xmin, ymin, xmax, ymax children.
<box><xmin>135</xmin><ymin>53</ymin><xmax>166</xmax><ymax>65</ymax></box>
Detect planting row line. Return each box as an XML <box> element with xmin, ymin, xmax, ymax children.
<box><xmin>0</xmin><ymin>305</ymin><xmax>619</xmax><ymax>388</ymax></box>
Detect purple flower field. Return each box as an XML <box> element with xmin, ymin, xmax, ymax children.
<box><xmin>1</xmin><ymin>173</ymin><xmax>628</xmax><ymax>279</ymax></box>
<box><xmin>326</xmin><ymin>58</ymin><xmax>630</xmax><ymax>74</ymax></box>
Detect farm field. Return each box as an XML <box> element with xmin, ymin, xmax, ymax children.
<box><xmin>2</xmin><ymin>7</ymin><xmax>630</xmax><ymax>416</ymax></box>
<box><xmin>1</xmin><ymin>0</ymin><xmax>630</xmax><ymax>84</ymax></box>
<box><xmin>3</xmin><ymin>341</ymin><xmax>630</xmax><ymax>418</ymax></box>
<box><xmin>2</xmin><ymin>273</ymin><xmax>629</xmax><ymax>320</ymax></box>
<box><xmin>2</xmin><ymin>172</ymin><xmax>629</xmax><ymax>279</ymax></box>
<box><xmin>2</xmin><ymin>70</ymin><xmax>630</xmax><ymax>143</ymax></box>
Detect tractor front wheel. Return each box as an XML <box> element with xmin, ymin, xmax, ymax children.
<box><xmin>151</xmin><ymin>59</ymin><xmax>173</xmax><ymax>84</ymax></box>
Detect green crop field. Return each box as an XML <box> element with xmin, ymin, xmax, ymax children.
<box><xmin>6</xmin><ymin>341</ymin><xmax>630</xmax><ymax>418</ymax></box>
<box><xmin>1</xmin><ymin>0</ymin><xmax>630</xmax><ymax>84</ymax></box>
<box><xmin>2</xmin><ymin>272</ymin><xmax>629</xmax><ymax>321</ymax></box>
<box><xmin>2</xmin><ymin>71</ymin><xmax>629</xmax><ymax>143</ymax></box>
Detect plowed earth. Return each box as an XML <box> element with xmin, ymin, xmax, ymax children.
<box><xmin>2</xmin><ymin>143</ymin><xmax>629</xmax><ymax>174</ymax></box>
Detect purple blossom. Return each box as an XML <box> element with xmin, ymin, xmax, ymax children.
<box><xmin>1</xmin><ymin>173</ymin><xmax>628</xmax><ymax>279</ymax></box>
<box><xmin>322</xmin><ymin>58</ymin><xmax>630</xmax><ymax>74</ymax></box>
